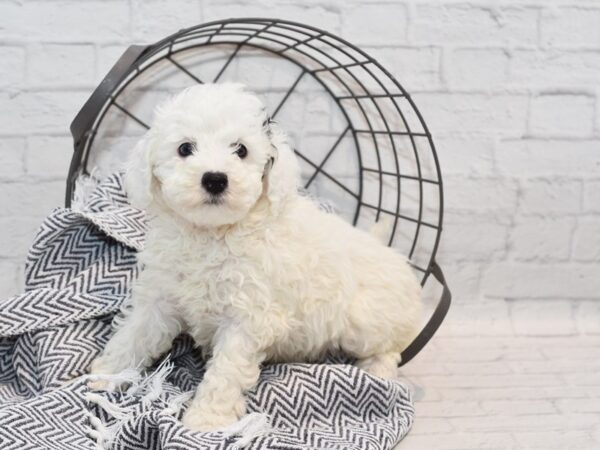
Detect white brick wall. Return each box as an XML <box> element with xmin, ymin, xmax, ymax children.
<box><xmin>529</xmin><ymin>93</ymin><xmax>595</xmax><ymax>138</ymax></box>
<box><xmin>1</xmin><ymin>0</ymin><xmax>598</xmax><ymax>311</ymax></box>
<box><xmin>2</xmin><ymin>5</ymin><xmax>600</xmax><ymax>446</ymax></box>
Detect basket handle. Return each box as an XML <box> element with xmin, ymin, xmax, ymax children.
<box><xmin>66</xmin><ymin>44</ymin><xmax>151</xmax><ymax>206</ymax></box>
<box><xmin>399</xmin><ymin>261</ymin><xmax>451</xmax><ymax>366</ymax></box>
<box><xmin>70</xmin><ymin>44</ymin><xmax>150</xmax><ymax>146</ymax></box>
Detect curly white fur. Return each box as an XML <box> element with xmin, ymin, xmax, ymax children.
<box><xmin>89</xmin><ymin>83</ymin><xmax>422</xmax><ymax>432</ymax></box>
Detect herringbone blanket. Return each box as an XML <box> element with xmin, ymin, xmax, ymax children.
<box><xmin>0</xmin><ymin>174</ymin><xmax>414</xmax><ymax>450</ymax></box>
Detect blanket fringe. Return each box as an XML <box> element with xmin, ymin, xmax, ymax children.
<box><xmin>221</xmin><ymin>412</ymin><xmax>273</xmax><ymax>449</ymax></box>
<box><xmin>86</xmin><ymin>358</ymin><xmax>182</xmax><ymax>449</ymax></box>
<box><xmin>138</xmin><ymin>359</ymin><xmax>174</xmax><ymax>408</ymax></box>
<box><xmin>71</xmin><ymin>169</ymin><xmax>102</xmax><ymax>211</ymax></box>
<box><xmin>85</xmin><ymin>358</ymin><xmax>270</xmax><ymax>449</ymax></box>
<box><xmin>86</xmin><ymin>413</ymin><xmax>113</xmax><ymax>450</ymax></box>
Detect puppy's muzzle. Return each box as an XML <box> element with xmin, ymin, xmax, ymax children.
<box><xmin>202</xmin><ymin>171</ymin><xmax>228</xmax><ymax>196</ymax></box>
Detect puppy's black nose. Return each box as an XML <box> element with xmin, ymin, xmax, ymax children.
<box><xmin>201</xmin><ymin>171</ymin><xmax>228</xmax><ymax>195</ymax></box>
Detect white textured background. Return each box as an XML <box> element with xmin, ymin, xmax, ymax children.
<box><xmin>1</xmin><ymin>2</ymin><xmax>600</xmax><ymax>447</ymax></box>
<box><xmin>2</xmin><ymin>0</ymin><xmax>599</xmax><ymax>324</ymax></box>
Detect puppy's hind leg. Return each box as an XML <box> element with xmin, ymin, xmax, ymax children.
<box><xmin>356</xmin><ymin>352</ymin><xmax>401</xmax><ymax>379</ymax></box>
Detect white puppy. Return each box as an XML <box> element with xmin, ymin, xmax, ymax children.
<box><xmin>90</xmin><ymin>83</ymin><xmax>421</xmax><ymax>431</ymax></box>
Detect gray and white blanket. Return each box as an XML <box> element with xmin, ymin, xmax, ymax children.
<box><xmin>0</xmin><ymin>174</ymin><xmax>414</xmax><ymax>450</ymax></box>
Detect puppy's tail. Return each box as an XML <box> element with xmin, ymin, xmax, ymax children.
<box><xmin>369</xmin><ymin>217</ymin><xmax>393</xmax><ymax>245</ymax></box>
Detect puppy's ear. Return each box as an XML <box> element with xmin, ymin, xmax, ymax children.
<box><xmin>125</xmin><ymin>132</ymin><xmax>155</xmax><ymax>210</ymax></box>
<box><xmin>264</xmin><ymin>121</ymin><xmax>299</xmax><ymax>214</ymax></box>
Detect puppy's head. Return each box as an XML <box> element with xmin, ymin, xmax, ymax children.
<box><xmin>126</xmin><ymin>83</ymin><xmax>299</xmax><ymax>227</ymax></box>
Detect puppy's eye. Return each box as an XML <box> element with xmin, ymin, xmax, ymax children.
<box><xmin>234</xmin><ymin>143</ymin><xmax>248</xmax><ymax>159</ymax></box>
<box><xmin>178</xmin><ymin>142</ymin><xmax>194</xmax><ymax>158</ymax></box>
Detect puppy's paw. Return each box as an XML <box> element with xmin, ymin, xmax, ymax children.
<box><xmin>87</xmin><ymin>374</ymin><xmax>134</xmax><ymax>392</ymax></box>
<box><xmin>89</xmin><ymin>355</ymin><xmax>112</xmax><ymax>374</ymax></box>
<box><xmin>87</xmin><ymin>356</ymin><xmax>129</xmax><ymax>391</ymax></box>
<box><xmin>87</xmin><ymin>378</ymin><xmax>112</xmax><ymax>391</ymax></box>
<box><xmin>182</xmin><ymin>407</ymin><xmax>239</xmax><ymax>432</ymax></box>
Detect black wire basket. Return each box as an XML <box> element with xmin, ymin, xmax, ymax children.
<box><xmin>66</xmin><ymin>18</ymin><xmax>451</xmax><ymax>366</ymax></box>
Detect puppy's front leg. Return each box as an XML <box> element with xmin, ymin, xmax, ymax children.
<box><xmin>183</xmin><ymin>324</ymin><xmax>265</xmax><ymax>431</ymax></box>
<box><xmin>89</xmin><ymin>270</ymin><xmax>182</xmax><ymax>389</ymax></box>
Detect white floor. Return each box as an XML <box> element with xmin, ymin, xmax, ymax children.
<box><xmin>394</xmin><ymin>317</ymin><xmax>600</xmax><ymax>449</ymax></box>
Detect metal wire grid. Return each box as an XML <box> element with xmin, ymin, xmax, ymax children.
<box><xmin>67</xmin><ymin>18</ymin><xmax>444</xmax><ymax>285</ymax></box>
